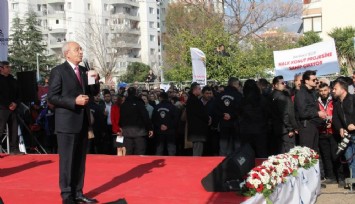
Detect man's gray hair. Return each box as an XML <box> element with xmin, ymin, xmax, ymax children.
<box><xmin>61</xmin><ymin>41</ymin><xmax>75</xmax><ymax>58</ymax></box>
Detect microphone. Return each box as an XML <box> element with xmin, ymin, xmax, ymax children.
<box><xmin>83</xmin><ymin>58</ymin><xmax>90</xmax><ymax>71</ymax></box>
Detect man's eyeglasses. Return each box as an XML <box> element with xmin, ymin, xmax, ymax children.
<box><xmin>279</xmin><ymin>82</ymin><xmax>286</xmax><ymax>85</ymax></box>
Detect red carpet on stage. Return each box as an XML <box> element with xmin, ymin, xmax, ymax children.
<box><xmin>0</xmin><ymin>154</ymin><xmax>258</xmax><ymax>204</ymax></box>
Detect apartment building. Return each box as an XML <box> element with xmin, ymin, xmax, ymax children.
<box><xmin>8</xmin><ymin>0</ymin><xmax>161</xmax><ymax>76</ymax></box>
<box><xmin>302</xmin><ymin>0</ymin><xmax>355</xmax><ymax>41</ymax></box>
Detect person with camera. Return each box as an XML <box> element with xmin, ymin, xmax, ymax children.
<box><xmin>332</xmin><ymin>79</ymin><xmax>355</xmax><ymax>185</ymax></box>
<box><xmin>317</xmin><ymin>82</ymin><xmax>337</xmax><ymax>184</ymax></box>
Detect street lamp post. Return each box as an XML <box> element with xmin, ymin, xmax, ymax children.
<box><xmin>36</xmin><ymin>53</ymin><xmax>40</xmax><ymax>81</ymax></box>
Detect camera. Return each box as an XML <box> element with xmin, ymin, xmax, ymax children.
<box><xmin>336</xmin><ymin>130</ymin><xmax>352</xmax><ymax>156</ymax></box>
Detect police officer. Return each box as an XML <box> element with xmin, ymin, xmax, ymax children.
<box><xmin>214</xmin><ymin>77</ymin><xmax>243</xmax><ymax>156</ymax></box>
<box><xmin>152</xmin><ymin>92</ymin><xmax>178</xmax><ymax>156</ymax></box>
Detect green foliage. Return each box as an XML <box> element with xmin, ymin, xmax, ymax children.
<box><xmin>163</xmin><ymin>3</ymin><xmax>296</xmax><ymax>82</ymax></box>
<box><xmin>120</xmin><ymin>62</ymin><xmax>150</xmax><ymax>83</ymax></box>
<box><xmin>297</xmin><ymin>31</ymin><xmax>322</xmax><ymax>47</ymax></box>
<box><xmin>328</xmin><ymin>27</ymin><xmax>355</xmax><ymax>75</ymax></box>
<box><xmin>8</xmin><ymin>11</ymin><xmax>57</xmax><ymax>75</ymax></box>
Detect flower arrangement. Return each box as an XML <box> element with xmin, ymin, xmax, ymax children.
<box><xmin>242</xmin><ymin>146</ymin><xmax>319</xmax><ymax>203</ymax></box>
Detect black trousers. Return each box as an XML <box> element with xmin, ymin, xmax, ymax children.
<box><xmin>57</xmin><ymin>126</ymin><xmax>88</xmax><ymax>200</ymax></box>
<box><xmin>0</xmin><ymin>109</ymin><xmax>18</xmax><ymax>149</ymax></box>
<box><xmin>219</xmin><ymin>126</ymin><xmax>239</xmax><ymax>156</ymax></box>
<box><xmin>319</xmin><ymin>134</ymin><xmax>337</xmax><ymax>179</ymax></box>
<box><xmin>299</xmin><ymin>122</ymin><xmax>319</xmax><ymax>152</ymax></box>
<box><xmin>156</xmin><ymin>133</ymin><xmax>176</xmax><ymax>156</ymax></box>
<box><xmin>278</xmin><ymin>133</ymin><xmax>295</xmax><ymax>154</ymax></box>
<box><xmin>124</xmin><ymin>136</ymin><xmax>147</xmax><ymax>155</ymax></box>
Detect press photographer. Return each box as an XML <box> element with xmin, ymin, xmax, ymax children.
<box><xmin>332</xmin><ymin>78</ymin><xmax>355</xmax><ymax>185</ymax></box>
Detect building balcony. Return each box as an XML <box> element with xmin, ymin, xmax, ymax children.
<box><xmin>110</xmin><ymin>26</ymin><xmax>140</xmax><ymax>35</ymax></box>
<box><xmin>46</xmin><ymin>0</ymin><xmax>65</xmax><ymax>4</ymax></box>
<box><xmin>48</xmin><ymin>40</ymin><xmax>65</xmax><ymax>49</ymax></box>
<box><xmin>111</xmin><ymin>13</ymin><xmax>139</xmax><ymax>21</ymax></box>
<box><xmin>111</xmin><ymin>41</ymin><xmax>141</xmax><ymax>49</ymax></box>
<box><xmin>47</xmin><ymin>10</ymin><xmax>65</xmax><ymax>18</ymax></box>
<box><xmin>48</xmin><ymin>27</ymin><xmax>67</xmax><ymax>34</ymax></box>
<box><xmin>110</xmin><ymin>0</ymin><xmax>139</xmax><ymax>7</ymax></box>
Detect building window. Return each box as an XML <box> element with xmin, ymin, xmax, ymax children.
<box><xmin>157</xmin><ymin>22</ymin><xmax>160</xmax><ymax>28</ymax></box>
<box><xmin>157</xmin><ymin>9</ymin><xmax>160</xmax><ymax>15</ymax></box>
<box><xmin>56</xmin><ymin>19</ymin><xmax>59</xmax><ymax>24</ymax></box>
<box><xmin>125</xmin><ymin>7</ymin><xmax>131</xmax><ymax>14</ymax></box>
<box><xmin>88</xmin><ymin>3</ymin><xmax>91</xmax><ymax>11</ymax></box>
<box><xmin>104</xmin><ymin>4</ymin><xmax>108</xmax><ymax>11</ymax></box>
<box><xmin>88</xmin><ymin>18</ymin><xmax>91</xmax><ymax>24</ymax></box>
<box><xmin>60</xmin><ymin>4</ymin><xmax>64</xmax><ymax>11</ymax></box>
<box><xmin>12</xmin><ymin>3</ymin><xmax>19</xmax><ymax>10</ymax></box>
<box><xmin>150</xmin><ymin>48</ymin><xmax>155</xmax><ymax>55</ymax></box>
<box><xmin>105</xmin><ymin>19</ymin><xmax>109</xmax><ymax>26</ymax></box>
<box><xmin>149</xmin><ymin>21</ymin><xmax>154</xmax><ymax>28</ymax></box>
<box><xmin>303</xmin><ymin>16</ymin><xmax>322</xmax><ymax>32</ymax></box>
<box><xmin>150</xmin><ymin>35</ymin><xmax>155</xmax><ymax>42</ymax></box>
<box><xmin>68</xmin><ymin>2</ymin><xmax>71</xmax><ymax>9</ymax></box>
<box><xmin>162</xmin><ymin>8</ymin><xmax>166</xmax><ymax>15</ymax></box>
<box><xmin>37</xmin><ymin>4</ymin><xmax>41</xmax><ymax>12</ymax></box>
<box><xmin>149</xmin><ymin>7</ymin><xmax>154</xmax><ymax>14</ymax></box>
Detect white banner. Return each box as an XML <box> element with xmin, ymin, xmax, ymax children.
<box><xmin>190</xmin><ymin>48</ymin><xmax>207</xmax><ymax>86</ymax></box>
<box><xmin>0</xmin><ymin>0</ymin><xmax>9</xmax><ymax>61</ymax></box>
<box><xmin>274</xmin><ymin>40</ymin><xmax>339</xmax><ymax>81</ymax></box>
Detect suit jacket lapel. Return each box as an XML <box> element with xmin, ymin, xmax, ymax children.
<box><xmin>63</xmin><ymin>61</ymin><xmax>83</xmax><ymax>90</ymax></box>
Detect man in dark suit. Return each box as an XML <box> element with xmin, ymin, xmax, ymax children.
<box><xmin>186</xmin><ymin>82</ymin><xmax>211</xmax><ymax>156</ymax></box>
<box><xmin>48</xmin><ymin>41</ymin><xmax>100</xmax><ymax>204</ymax></box>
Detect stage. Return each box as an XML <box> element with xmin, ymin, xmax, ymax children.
<box><xmin>0</xmin><ymin>154</ymin><xmax>257</xmax><ymax>204</ymax></box>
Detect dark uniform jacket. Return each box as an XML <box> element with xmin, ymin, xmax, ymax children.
<box><xmin>152</xmin><ymin>100</ymin><xmax>178</xmax><ymax>135</ymax></box>
<box><xmin>214</xmin><ymin>86</ymin><xmax>242</xmax><ymax>127</ymax></box>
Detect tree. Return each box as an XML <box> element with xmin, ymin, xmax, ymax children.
<box><xmin>8</xmin><ymin>11</ymin><xmax>57</xmax><ymax>75</ymax></box>
<box><xmin>297</xmin><ymin>31</ymin><xmax>322</xmax><ymax>47</ymax></box>
<box><xmin>328</xmin><ymin>27</ymin><xmax>355</xmax><ymax>75</ymax></box>
<box><xmin>79</xmin><ymin>19</ymin><xmax>134</xmax><ymax>84</ymax></box>
<box><xmin>163</xmin><ymin>3</ymin><xmax>298</xmax><ymax>82</ymax></box>
<box><xmin>183</xmin><ymin>0</ymin><xmax>302</xmax><ymax>41</ymax></box>
<box><xmin>119</xmin><ymin>62</ymin><xmax>150</xmax><ymax>83</ymax></box>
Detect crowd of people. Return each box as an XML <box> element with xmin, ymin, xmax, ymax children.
<box><xmin>2</xmin><ymin>58</ymin><xmax>355</xmax><ymax>190</ymax></box>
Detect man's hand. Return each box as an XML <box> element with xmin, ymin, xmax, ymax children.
<box><xmin>160</xmin><ymin>124</ymin><xmax>168</xmax><ymax>131</ymax></box>
<box><xmin>326</xmin><ymin>123</ymin><xmax>332</xmax><ymax>129</ymax></box>
<box><xmin>318</xmin><ymin>111</ymin><xmax>327</xmax><ymax>119</ymax></box>
<box><xmin>348</xmin><ymin>124</ymin><xmax>355</xmax><ymax>131</ymax></box>
<box><xmin>208</xmin><ymin>116</ymin><xmax>212</xmax><ymax>126</ymax></box>
<box><xmin>148</xmin><ymin>131</ymin><xmax>154</xmax><ymax>138</ymax></box>
<box><xmin>223</xmin><ymin>113</ymin><xmax>231</xmax><ymax>121</ymax></box>
<box><xmin>9</xmin><ymin>102</ymin><xmax>17</xmax><ymax>111</ymax></box>
<box><xmin>288</xmin><ymin>131</ymin><xmax>295</xmax><ymax>138</ymax></box>
<box><xmin>75</xmin><ymin>95</ymin><xmax>89</xmax><ymax>106</ymax></box>
<box><xmin>340</xmin><ymin>128</ymin><xmax>345</xmax><ymax>138</ymax></box>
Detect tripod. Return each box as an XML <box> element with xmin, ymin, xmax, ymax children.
<box><xmin>16</xmin><ymin>113</ymin><xmax>47</xmax><ymax>154</ymax></box>
<box><xmin>0</xmin><ymin>124</ymin><xmax>10</xmax><ymax>154</ymax></box>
